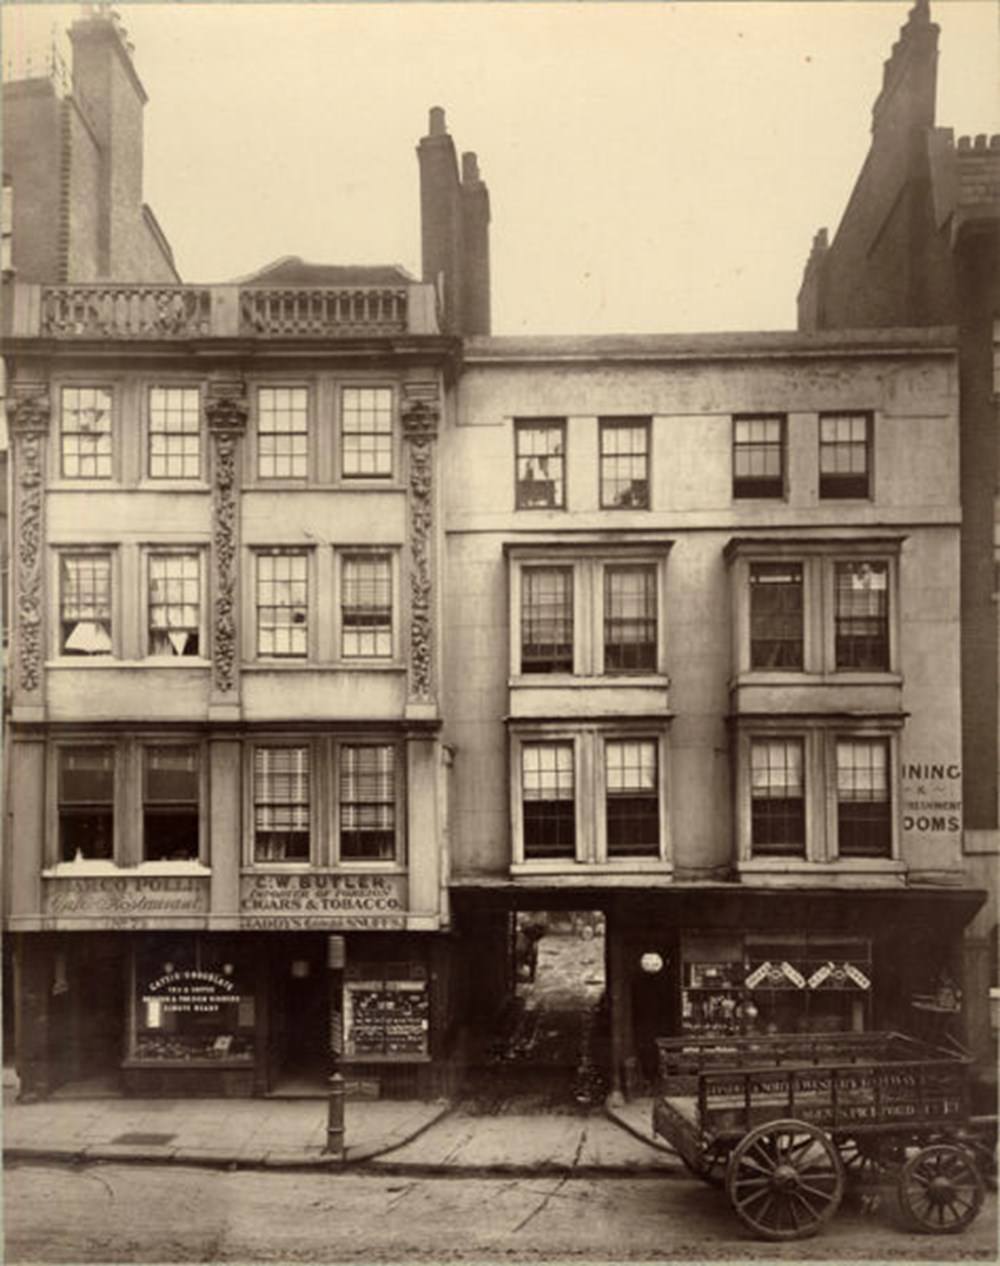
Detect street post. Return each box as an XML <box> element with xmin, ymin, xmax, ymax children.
<box><xmin>325</xmin><ymin>933</ymin><xmax>346</xmax><ymax>1156</ymax></box>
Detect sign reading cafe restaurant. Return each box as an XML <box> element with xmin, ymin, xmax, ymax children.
<box><xmin>239</xmin><ymin>872</ymin><xmax>408</xmax><ymax>929</ymax></box>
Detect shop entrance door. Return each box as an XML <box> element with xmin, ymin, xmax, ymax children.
<box><xmin>269</xmin><ymin>938</ymin><xmax>330</xmax><ymax>1094</ymax></box>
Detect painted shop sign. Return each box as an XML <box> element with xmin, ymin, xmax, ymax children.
<box><xmin>239</xmin><ymin>872</ymin><xmax>408</xmax><ymax>929</ymax></box>
<box><xmin>900</xmin><ymin>761</ymin><xmax>962</xmax><ymax>834</ymax></box>
<box><xmin>142</xmin><ymin>969</ymin><xmax>239</xmax><ymax>1017</ymax></box>
<box><xmin>43</xmin><ymin>876</ymin><xmax>209</xmax><ymax>918</ymax></box>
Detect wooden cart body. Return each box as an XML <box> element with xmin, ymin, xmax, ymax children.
<box><xmin>652</xmin><ymin>1031</ymin><xmax>985</xmax><ymax>1240</ymax></box>
<box><xmin>653</xmin><ymin>1031</ymin><xmax>969</xmax><ymax>1166</ymax></box>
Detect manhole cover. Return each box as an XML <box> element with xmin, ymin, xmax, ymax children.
<box><xmin>111</xmin><ymin>1132</ymin><xmax>176</xmax><ymax>1145</ymax></box>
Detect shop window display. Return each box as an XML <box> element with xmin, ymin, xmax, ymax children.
<box><xmin>681</xmin><ymin>932</ymin><xmax>872</xmax><ymax>1037</ymax></box>
<box><xmin>343</xmin><ymin>959</ymin><xmax>429</xmax><ymax>1059</ymax></box>
<box><xmin>130</xmin><ymin>937</ymin><xmax>255</xmax><ymax>1062</ymax></box>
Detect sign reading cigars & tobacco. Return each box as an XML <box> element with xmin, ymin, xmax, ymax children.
<box><xmin>239</xmin><ymin>872</ymin><xmax>408</xmax><ymax>929</ymax></box>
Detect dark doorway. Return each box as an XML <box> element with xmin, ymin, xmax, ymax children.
<box><xmin>50</xmin><ymin>935</ymin><xmax>125</xmax><ymax>1098</ymax></box>
<box><xmin>628</xmin><ymin>938</ymin><xmax>680</xmax><ymax>1091</ymax></box>
<box><xmin>268</xmin><ymin>937</ymin><xmax>329</xmax><ymax>1095</ymax></box>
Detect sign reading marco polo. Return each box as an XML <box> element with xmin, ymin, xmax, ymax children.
<box><xmin>240</xmin><ymin>873</ymin><xmax>408</xmax><ymax>930</ymax></box>
<box><xmin>43</xmin><ymin>875</ymin><xmax>210</xmax><ymax>924</ymax></box>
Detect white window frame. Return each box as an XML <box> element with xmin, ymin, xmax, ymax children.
<box><xmin>247</xmin><ymin>547</ymin><xmax>314</xmax><ymax>662</ymax></box>
<box><xmin>53</xmin><ymin>546</ymin><xmax>119</xmax><ymax>660</ymax></box>
<box><xmin>728</xmin><ymin>539</ymin><xmax>901</xmax><ymax>679</ymax></box>
<box><xmin>141</xmin><ymin>741</ymin><xmax>207</xmax><ymax>865</ymax></box>
<box><xmin>248</xmin><ymin>741</ymin><xmax>315</xmax><ymax>867</ymax></box>
<box><xmin>735</xmin><ymin>722</ymin><xmax>902</xmax><ymax>872</ymax></box>
<box><xmin>333</xmin><ymin>548</ymin><xmax>401</xmax><ymax>664</ymax></box>
<box><xmin>508</xmin><ymin>547</ymin><xmax>670</xmax><ymax>680</ymax></box>
<box><xmin>145</xmin><ymin>383</ymin><xmax>204</xmax><ymax>483</ymax></box>
<box><xmin>44</xmin><ymin>735</ymin><xmax>209</xmax><ymax>872</ymax></box>
<box><xmin>144</xmin><ymin>546</ymin><xmax>208</xmax><ymax>661</ymax></box>
<box><xmin>332</xmin><ymin>739</ymin><xmax>406</xmax><ymax>867</ymax></box>
<box><xmin>514</xmin><ymin>418</ymin><xmax>567</xmax><ymax>511</ymax></box>
<box><xmin>336</xmin><ymin>384</ymin><xmax>398</xmax><ymax>484</ymax></box>
<box><xmin>252</xmin><ymin>383</ymin><xmax>313</xmax><ymax>484</ymax></box>
<box><xmin>826</xmin><ymin>731</ymin><xmax>899</xmax><ymax>863</ymax></box>
<box><xmin>57</xmin><ymin>383</ymin><xmax>116</xmax><ymax>483</ymax></box>
<box><xmin>510</xmin><ymin>725</ymin><xmax>672</xmax><ymax>873</ymax></box>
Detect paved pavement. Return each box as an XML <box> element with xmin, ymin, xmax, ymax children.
<box><xmin>2</xmin><ymin>1092</ymin><xmax>679</xmax><ymax>1175</ymax></box>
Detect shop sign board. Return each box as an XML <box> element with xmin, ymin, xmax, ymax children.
<box><xmin>240</xmin><ymin>872</ymin><xmax>408</xmax><ymax>929</ymax></box>
<box><xmin>43</xmin><ymin>875</ymin><xmax>210</xmax><ymax>923</ymax></box>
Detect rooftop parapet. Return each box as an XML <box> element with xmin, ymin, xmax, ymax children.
<box><xmin>5</xmin><ymin>280</ymin><xmax>442</xmax><ymax>339</ymax></box>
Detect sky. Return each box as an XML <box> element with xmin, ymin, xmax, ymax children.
<box><xmin>3</xmin><ymin>1</ymin><xmax>999</xmax><ymax>335</ymax></box>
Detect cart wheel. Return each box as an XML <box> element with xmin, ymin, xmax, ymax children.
<box><xmin>726</xmin><ymin>1119</ymin><xmax>844</xmax><ymax>1241</ymax></box>
<box><xmin>680</xmin><ymin>1142</ymin><xmax>728</xmax><ymax>1187</ymax></box>
<box><xmin>897</xmin><ymin>1144</ymin><xmax>984</xmax><ymax>1234</ymax></box>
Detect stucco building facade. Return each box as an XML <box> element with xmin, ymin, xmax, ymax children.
<box><xmin>443</xmin><ymin>329</ymin><xmax>984</xmax><ymax>1096</ymax></box>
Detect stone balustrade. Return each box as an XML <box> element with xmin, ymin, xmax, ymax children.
<box><xmin>7</xmin><ymin>281</ymin><xmax>439</xmax><ymax>339</ymax></box>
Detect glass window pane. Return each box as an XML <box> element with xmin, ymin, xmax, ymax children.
<box><xmin>515</xmin><ymin>421</ymin><xmax>565</xmax><ymax>509</ymax></box>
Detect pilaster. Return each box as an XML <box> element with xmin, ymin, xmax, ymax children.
<box><xmin>401</xmin><ymin>382</ymin><xmax>439</xmax><ymax>718</ymax></box>
<box><xmin>9</xmin><ymin>387</ymin><xmax>51</xmax><ymax>721</ymax></box>
<box><xmin>205</xmin><ymin>381</ymin><xmax>248</xmax><ymax>721</ymax></box>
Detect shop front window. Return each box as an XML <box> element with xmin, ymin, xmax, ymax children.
<box><xmin>680</xmin><ymin>932</ymin><xmax>872</xmax><ymax>1037</ymax></box>
<box><xmin>343</xmin><ymin>958</ymin><xmax>429</xmax><ymax>1059</ymax></box>
<box><xmin>131</xmin><ymin>937</ymin><xmax>255</xmax><ymax>1062</ymax></box>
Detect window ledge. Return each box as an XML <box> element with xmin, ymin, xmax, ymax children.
<box><xmin>245</xmin><ymin>481</ymin><xmax>405</xmax><ymax>493</ymax></box>
<box><xmin>511</xmin><ymin>861</ymin><xmax>673</xmax><ymax>877</ymax></box>
<box><xmin>739</xmin><ymin>858</ymin><xmax>903</xmax><ymax>871</ymax></box>
<box><xmin>242</xmin><ymin>662</ymin><xmax>405</xmax><ymax>673</ymax></box>
<box><xmin>136</xmin><ymin>481</ymin><xmax>210</xmax><ymax>493</ymax></box>
<box><xmin>48</xmin><ymin>480</ymin><xmax>119</xmax><ymax>491</ymax></box>
<box><xmin>510</xmin><ymin>675</ymin><xmax>670</xmax><ymax>689</ymax></box>
<box><xmin>44</xmin><ymin>861</ymin><xmax>211</xmax><ymax>878</ymax></box>
<box><xmin>731</xmin><ymin>672</ymin><xmax>902</xmax><ymax>687</ymax></box>
<box><xmin>241</xmin><ymin>865</ymin><xmax>407</xmax><ymax>875</ymax></box>
<box><xmin>46</xmin><ymin>659</ymin><xmax>211</xmax><ymax>670</ymax></box>
<box><xmin>737</xmin><ymin>859</ymin><xmax>905</xmax><ymax>887</ymax></box>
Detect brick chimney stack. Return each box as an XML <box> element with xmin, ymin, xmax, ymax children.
<box><xmin>417</xmin><ymin>108</ymin><xmax>491</xmax><ymax>334</ymax></box>
<box><xmin>69</xmin><ymin>5</ymin><xmax>148</xmax><ymax>275</ymax></box>
<box><xmin>460</xmin><ymin>150</ymin><xmax>491</xmax><ymax>335</ymax></box>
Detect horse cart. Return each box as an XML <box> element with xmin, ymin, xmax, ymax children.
<box><xmin>652</xmin><ymin>1031</ymin><xmax>990</xmax><ymax>1241</ymax></box>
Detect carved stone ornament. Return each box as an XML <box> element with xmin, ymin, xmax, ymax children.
<box><xmin>207</xmin><ymin>390</ymin><xmax>247</xmax><ymax>694</ymax></box>
<box><xmin>15</xmin><ymin>426</ymin><xmax>47</xmax><ymax>693</ymax></box>
<box><xmin>205</xmin><ymin>392</ymin><xmax>249</xmax><ymax>435</ymax></box>
<box><xmin>401</xmin><ymin>387</ymin><xmax>440</xmax><ymax>703</ymax></box>
<box><xmin>10</xmin><ymin>390</ymin><xmax>52</xmax><ymax>436</ymax></box>
<box><xmin>400</xmin><ymin>396</ymin><xmax>439</xmax><ymax>441</ymax></box>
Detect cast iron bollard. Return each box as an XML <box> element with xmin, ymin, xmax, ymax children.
<box><xmin>326</xmin><ymin>1067</ymin><xmax>345</xmax><ymax>1156</ymax></box>
<box><xmin>325</xmin><ymin>934</ymin><xmax>346</xmax><ymax>1157</ymax></box>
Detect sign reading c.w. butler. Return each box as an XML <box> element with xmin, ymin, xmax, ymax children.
<box><xmin>240</xmin><ymin>872</ymin><xmax>408</xmax><ymax>929</ymax></box>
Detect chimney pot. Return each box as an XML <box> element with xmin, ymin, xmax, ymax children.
<box><xmin>974</xmin><ymin>134</ymin><xmax>988</xmax><ymax>150</ymax></box>
<box><xmin>990</xmin><ymin>135</ymin><xmax>1000</xmax><ymax>150</ymax></box>
<box><xmin>958</xmin><ymin>135</ymin><xmax>971</xmax><ymax>150</ymax></box>
<box><xmin>462</xmin><ymin>152</ymin><xmax>480</xmax><ymax>183</ymax></box>
<box><xmin>429</xmin><ymin>107</ymin><xmax>447</xmax><ymax>137</ymax></box>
